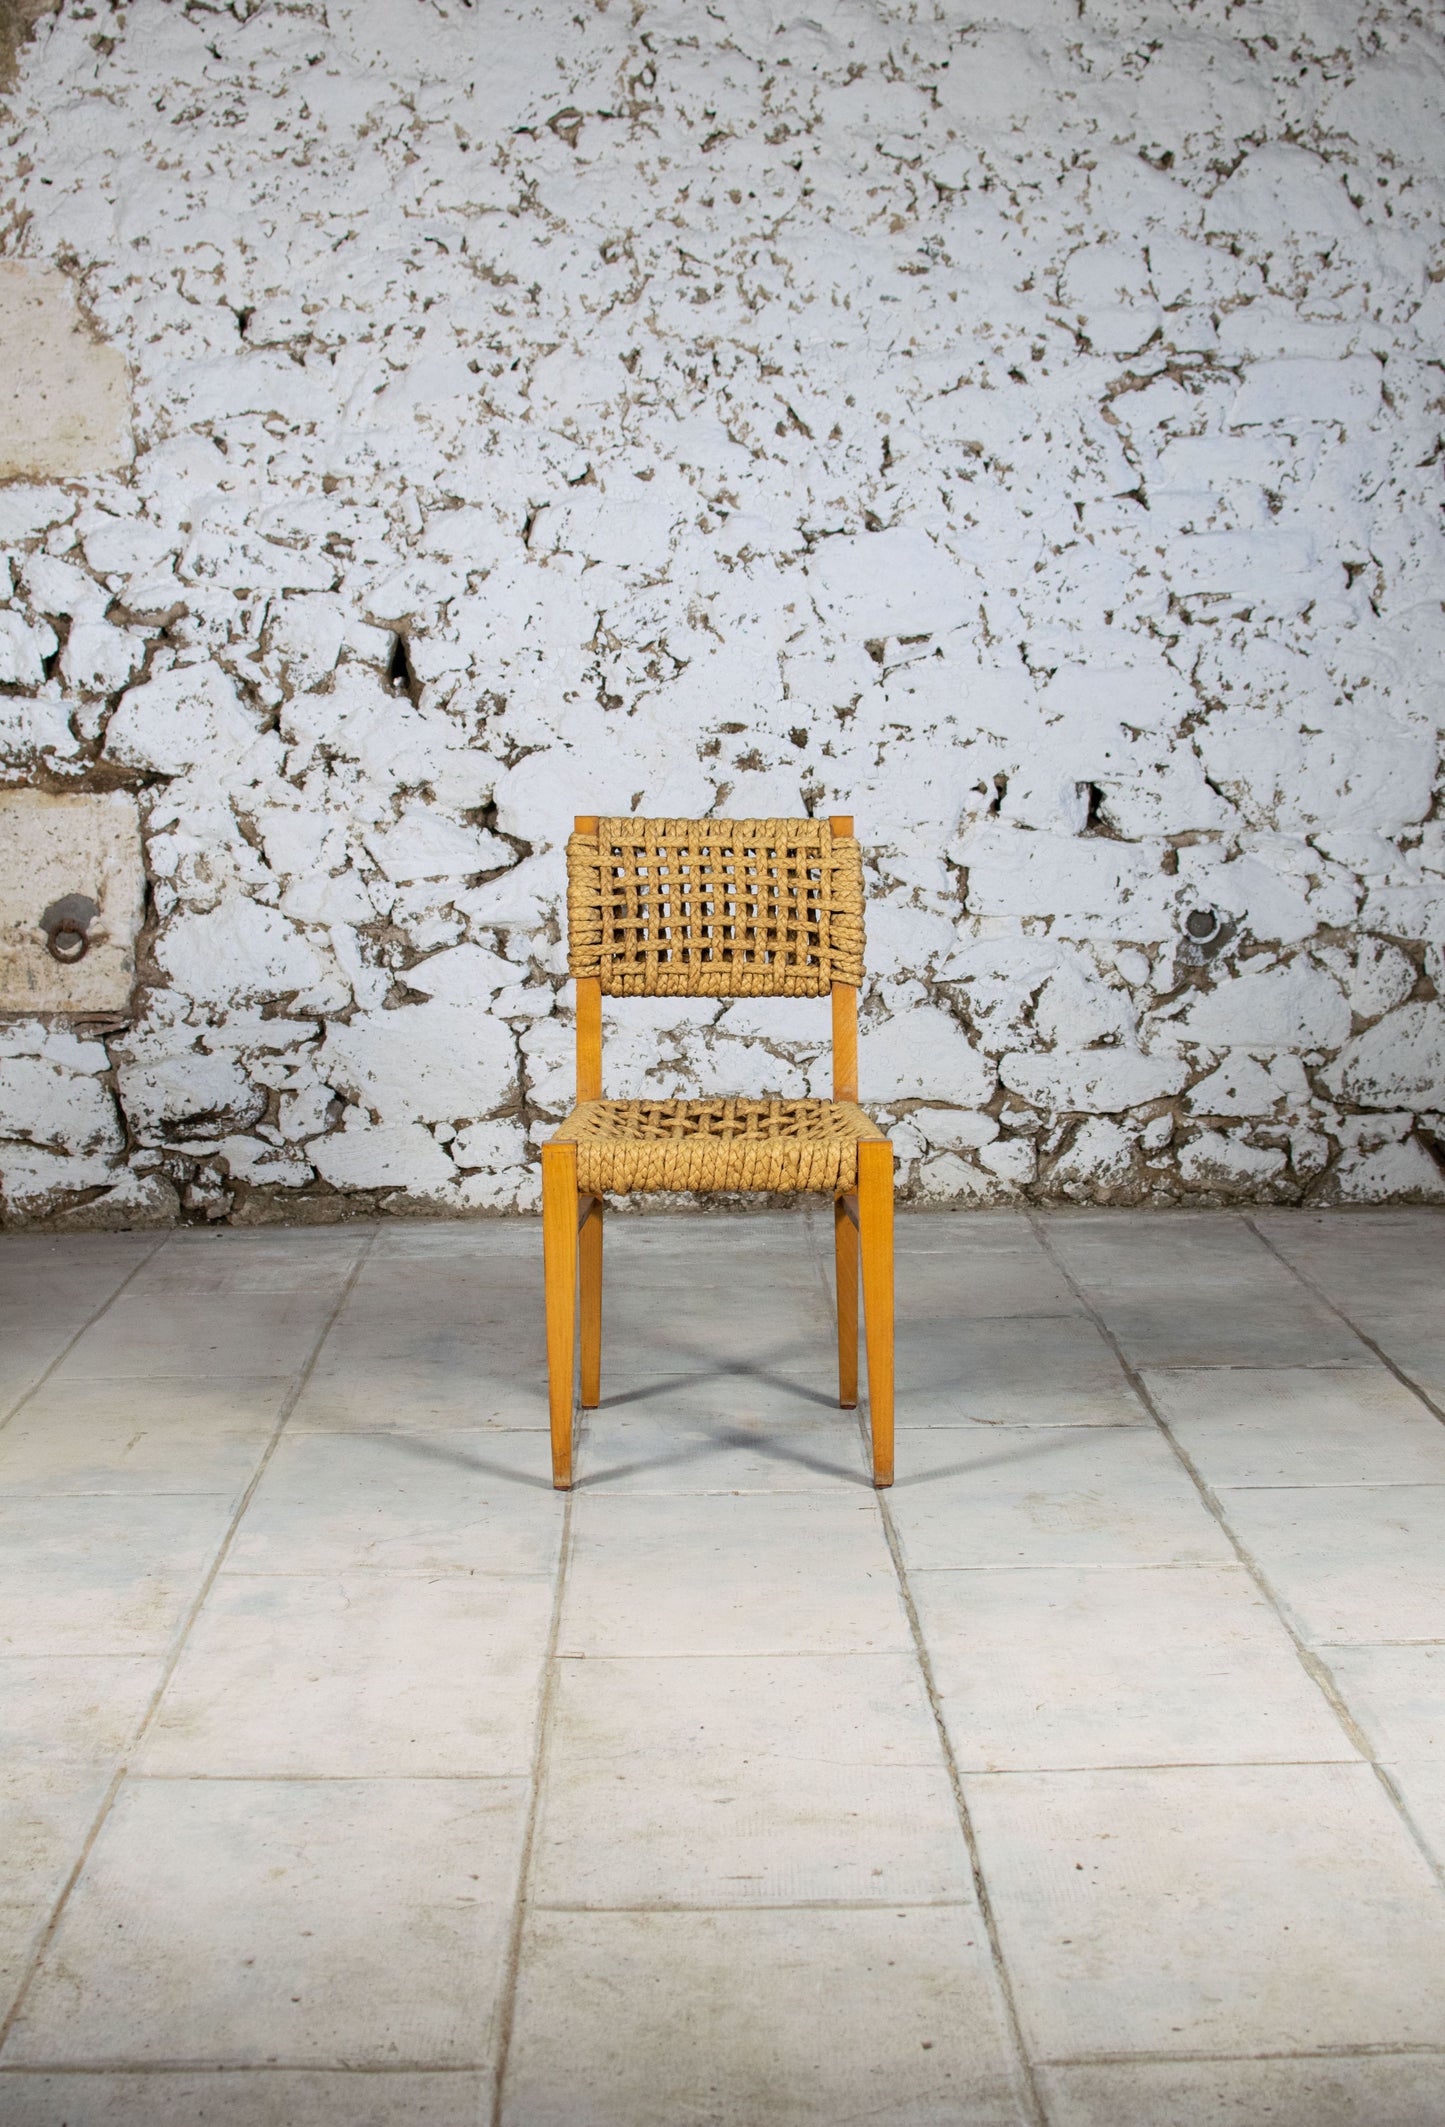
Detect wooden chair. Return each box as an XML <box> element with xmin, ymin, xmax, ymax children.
<box><xmin>541</xmin><ymin>814</ymin><xmax>894</xmax><ymax>1491</ymax></box>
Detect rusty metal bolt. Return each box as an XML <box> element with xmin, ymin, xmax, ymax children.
<box><xmin>39</xmin><ymin>892</ymin><xmax>99</xmax><ymax>965</ymax></box>
<box><xmin>46</xmin><ymin>919</ymin><xmax>90</xmax><ymax>963</ymax></box>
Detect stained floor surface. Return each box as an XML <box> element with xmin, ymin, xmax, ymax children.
<box><xmin>1</xmin><ymin>1208</ymin><xmax>1444</xmax><ymax>2126</ymax></box>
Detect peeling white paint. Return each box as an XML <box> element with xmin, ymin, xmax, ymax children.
<box><xmin>0</xmin><ymin>0</ymin><xmax>1442</xmax><ymax>1223</ymax></box>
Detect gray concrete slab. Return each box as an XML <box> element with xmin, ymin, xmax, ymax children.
<box><xmin>1</xmin><ymin>1209</ymin><xmax>1444</xmax><ymax>2122</ymax></box>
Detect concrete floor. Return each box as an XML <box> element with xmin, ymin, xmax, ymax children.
<box><xmin>0</xmin><ymin>1209</ymin><xmax>1443</xmax><ymax>2127</ymax></box>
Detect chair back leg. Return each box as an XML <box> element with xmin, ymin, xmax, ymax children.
<box><xmin>542</xmin><ymin>1142</ymin><xmax>579</xmax><ymax>1489</ymax></box>
<box><xmin>579</xmin><ymin>1196</ymin><xmax>603</xmax><ymax>1409</ymax></box>
<box><xmin>857</xmin><ymin>1139</ymin><xmax>894</xmax><ymax>1488</ymax></box>
<box><xmin>834</xmin><ymin>1194</ymin><xmax>858</xmax><ymax>1409</ymax></box>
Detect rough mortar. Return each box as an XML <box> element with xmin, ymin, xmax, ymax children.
<box><xmin>0</xmin><ymin>0</ymin><xmax>1442</xmax><ymax>1226</ymax></box>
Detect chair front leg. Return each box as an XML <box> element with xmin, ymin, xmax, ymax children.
<box><xmin>542</xmin><ymin>1142</ymin><xmax>579</xmax><ymax>1489</ymax></box>
<box><xmin>834</xmin><ymin>1193</ymin><xmax>858</xmax><ymax>1409</ymax></box>
<box><xmin>579</xmin><ymin>1194</ymin><xmax>603</xmax><ymax>1409</ymax></box>
<box><xmin>857</xmin><ymin>1139</ymin><xmax>894</xmax><ymax>1489</ymax></box>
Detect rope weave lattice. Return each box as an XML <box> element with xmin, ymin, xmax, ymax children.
<box><xmin>553</xmin><ymin>1099</ymin><xmax>885</xmax><ymax>1194</ymax></box>
<box><xmin>568</xmin><ymin>818</ymin><xmax>865</xmax><ymax>997</ymax></box>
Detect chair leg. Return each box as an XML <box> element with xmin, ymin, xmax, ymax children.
<box><xmin>834</xmin><ymin>1194</ymin><xmax>858</xmax><ymax>1409</ymax></box>
<box><xmin>542</xmin><ymin>1142</ymin><xmax>578</xmax><ymax>1490</ymax></box>
<box><xmin>579</xmin><ymin>1194</ymin><xmax>603</xmax><ymax>1410</ymax></box>
<box><xmin>857</xmin><ymin>1140</ymin><xmax>894</xmax><ymax>1489</ymax></box>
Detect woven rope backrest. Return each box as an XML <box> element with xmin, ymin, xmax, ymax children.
<box><xmin>567</xmin><ymin>818</ymin><xmax>865</xmax><ymax>997</ymax></box>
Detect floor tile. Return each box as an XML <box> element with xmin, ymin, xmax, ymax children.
<box><xmin>1316</xmin><ymin>1646</ymin><xmax>1445</xmax><ymax>1870</ymax></box>
<box><xmin>1041</xmin><ymin>1214</ymin><xmax>1373</xmax><ymax>1368</ymax></box>
<box><xmin>1082</xmin><ymin>1295</ymin><xmax>1370</xmax><ymax>1371</ymax></box>
<box><xmin>0</xmin><ymin>1231</ymin><xmax>159</xmax><ymax>1281</ymax></box>
<box><xmin>0</xmin><ymin>2071</ymin><xmax>490</xmax><ymax>2127</ymax></box>
<box><xmin>4</xmin><ymin>1777</ymin><xmax>528</xmax><ymax>2068</ymax></box>
<box><xmin>966</xmin><ymin>1762</ymin><xmax>1445</xmax><ymax>2057</ymax></box>
<box><xmin>342</xmin><ymin>1254</ymin><xmax>545</xmax><ymax>1330</ymax></box>
<box><xmin>895</xmin><ymin>1314</ymin><xmax>1147</xmax><ymax>1426</ymax></box>
<box><xmin>292</xmin><ymin>1354</ymin><xmax>551</xmax><ymax>1432</ymax></box>
<box><xmin>1322</xmin><ymin>1643</ymin><xmax>1445</xmax><ymax>1761</ymax></box>
<box><xmin>560</xmin><ymin>1493</ymin><xmax>910</xmax><ymax>1656</ymax></box>
<box><xmin>0</xmin><ymin>1237</ymin><xmax>160</xmax><ymax>1383</ymax></box>
<box><xmin>915</xmin><ymin>1565</ymin><xmax>1350</xmax><ymax>1771</ymax></box>
<box><xmin>1037</xmin><ymin>2055</ymin><xmax>1445</xmax><ymax>2127</ymax></box>
<box><xmin>1387</xmin><ymin>1759</ymin><xmax>1445</xmax><ymax>1875</ymax></box>
<box><xmin>1250</xmin><ymin>1214</ymin><xmax>1445</xmax><ymax>1405</ymax></box>
<box><xmin>0</xmin><ymin>1376</ymin><xmax>287</xmax><ymax>1495</ymax></box>
<box><xmin>0</xmin><ymin>1656</ymin><xmax>161</xmax><ymax>1763</ymax></box>
<box><xmin>1146</xmin><ymin>1366</ymin><xmax>1445</xmax><ymax>1487</ymax></box>
<box><xmin>502</xmin><ymin>1907</ymin><xmax>1029</xmax><ymax>2127</ymax></box>
<box><xmin>54</xmin><ymin>1290</ymin><xmax>343</xmax><ymax>1383</ymax></box>
<box><xmin>1253</xmin><ymin>1210</ymin><xmax>1445</xmax><ymax>1320</ymax></box>
<box><xmin>370</xmin><ymin>1217</ymin><xmax>533</xmax><ymax>1260</ymax></box>
<box><xmin>1361</xmin><ymin>1315</ymin><xmax>1445</xmax><ymax>1411</ymax></box>
<box><xmin>0</xmin><ymin>1350</ymin><xmax>62</xmax><ymax>1418</ymax></box>
<box><xmin>895</xmin><ymin>1213</ymin><xmax>1082</xmax><ymax>1318</ymax></box>
<box><xmin>0</xmin><ymin>1494</ymin><xmax>233</xmax><ymax>1656</ymax></box>
<box><xmin>140</xmin><ymin>1572</ymin><xmax>552</xmax><ymax>1777</ymax></box>
<box><xmin>292</xmin><ymin>1268</ymin><xmax>548</xmax><ymax>1429</ymax></box>
<box><xmin>887</xmin><ymin>1427</ymin><xmax>1231</xmax><ymax>1570</ymax></box>
<box><xmin>1218</xmin><ymin>1484</ymin><xmax>1445</xmax><ymax>1643</ymax></box>
<box><xmin>599</xmin><ymin>1323</ymin><xmax>841</xmax><ymax>1386</ymax></box>
<box><xmin>598</xmin><ymin>1239</ymin><xmax>836</xmax><ymax>1380</ymax></box>
<box><xmin>532</xmin><ymin>1653</ymin><xmax>969</xmax><ymax>1906</ymax></box>
<box><xmin>128</xmin><ymin>1229</ymin><xmax>369</xmax><ymax>1296</ymax></box>
<box><xmin>0</xmin><ymin>1768</ymin><xmax>111</xmax><ymax>2019</ymax></box>
<box><xmin>576</xmin><ymin>1385</ymin><xmax>864</xmax><ymax>1492</ymax></box>
<box><xmin>227</xmin><ymin>1428</ymin><xmax>560</xmax><ymax>1574</ymax></box>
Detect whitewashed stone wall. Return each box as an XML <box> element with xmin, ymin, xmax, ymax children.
<box><xmin>0</xmin><ymin>0</ymin><xmax>1442</xmax><ymax>1225</ymax></box>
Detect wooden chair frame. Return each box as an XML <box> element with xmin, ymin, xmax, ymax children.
<box><xmin>541</xmin><ymin>814</ymin><xmax>893</xmax><ymax>1490</ymax></box>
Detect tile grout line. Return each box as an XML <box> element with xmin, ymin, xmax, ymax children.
<box><xmin>1243</xmin><ymin>1214</ymin><xmax>1445</xmax><ymax>1431</ymax></box>
<box><xmin>0</xmin><ymin>2062</ymin><xmax>493</xmax><ymax>2078</ymax></box>
<box><xmin>1032</xmin><ymin>2041</ymin><xmax>1445</xmax><ymax>2067</ymax></box>
<box><xmin>8</xmin><ymin>2039</ymin><xmax>1445</xmax><ymax>2081</ymax></box>
<box><xmin>0</xmin><ymin>1231</ymin><xmax>170</xmax><ymax>1437</ymax></box>
<box><xmin>486</xmin><ymin>1477</ymin><xmax>575</xmax><ymax>2127</ymax></box>
<box><xmin>875</xmin><ymin>1492</ymin><xmax>1050</xmax><ymax>2127</ymax></box>
<box><xmin>1025</xmin><ymin>1210</ymin><xmax>1445</xmax><ymax>1898</ymax></box>
<box><xmin>1241</xmin><ymin>1212</ymin><xmax>1445</xmax><ymax>1883</ymax></box>
<box><xmin>0</xmin><ymin>1225</ymin><xmax>381</xmax><ymax>2058</ymax></box>
<box><xmin>799</xmin><ymin>1203</ymin><xmax>1050</xmax><ymax>2127</ymax></box>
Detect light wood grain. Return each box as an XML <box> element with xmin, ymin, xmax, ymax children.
<box><xmin>576</xmin><ymin>977</ymin><xmax>603</xmax><ymax>1101</ymax></box>
<box><xmin>542</xmin><ymin>1140</ymin><xmax>579</xmax><ymax>1489</ymax></box>
<box><xmin>858</xmin><ymin>1137</ymin><xmax>894</xmax><ymax>1488</ymax></box>
<box><xmin>579</xmin><ymin>1193</ymin><xmax>603</xmax><ymax>1410</ymax></box>
<box><xmin>835</xmin><ymin>1192</ymin><xmax>859</xmax><ymax>1410</ymax></box>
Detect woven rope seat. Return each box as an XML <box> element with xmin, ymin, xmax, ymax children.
<box><xmin>553</xmin><ymin>1097</ymin><xmax>885</xmax><ymax>1195</ymax></box>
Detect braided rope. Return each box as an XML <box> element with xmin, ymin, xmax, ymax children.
<box><xmin>554</xmin><ymin>1098</ymin><xmax>885</xmax><ymax>1194</ymax></box>
<box><xmin>568</xmin><ymin>818</ymin><xmax>865</xmax><ymax>997</ymax></box>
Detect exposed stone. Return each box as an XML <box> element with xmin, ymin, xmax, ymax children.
<box><xmin>1178</xmin><ymin>1131</ymin><xmax>1289</xmax><ymax>1192</ymax></box>
<box><xmin>1332</xmin><ymin>1137</ymin><xmax>1445</xmax><ymax>1204</ymax></box>
<box><xmin>1000</xmin><ymin>1049</ymin><xmax>1189</xmax><ymax>1116</ymax></box>
<box><xmin>1323</xmin><ymin>1005</ymin><xmax>1445</xmax><ymax>1111</ymax></box>
<box><xmin>0</xmin><ymin>261</ymin><xmax>130</xmax><ymax>478</ymax></box>
<box><xmin>1164</xmin><ymin>961</ymin><xmax>1353</xmax><ymax>1054</ymax></box>
<box><xmin>0</xmin><ymin>1</ymin><xmax>1440</xmax><ymax>1222</ymax></box>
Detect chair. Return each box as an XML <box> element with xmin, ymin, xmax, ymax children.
<box><xmin>541</xmin><ymin>814</ymin><xmax>894</xmax><ymax>1490</ymax></box>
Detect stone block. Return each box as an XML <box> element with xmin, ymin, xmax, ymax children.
<box><xmin>0</xmin><ymin>790</ymin><xmax>143</xmax><ymax>1015</ymax></box>
<box><xmin>0</xmin><ymin>262</ymin><xmax>130</xmax><ymax>479</ymax></box>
